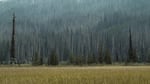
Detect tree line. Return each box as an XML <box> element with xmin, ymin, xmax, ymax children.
<box><xmin>0</xmin><ymin>14</ymin><xmax>150</xmax><ymax>66</ymax></box>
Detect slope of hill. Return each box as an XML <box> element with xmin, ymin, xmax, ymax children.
<box><xmin>0</xmin><ymin>0</ymin><xmax>150</xmax><ymax>63</ymax></box>
<box><xmin>0</xmin><ymin>0</ymin><xmax>150</xmax><ymax>31</ymax></box>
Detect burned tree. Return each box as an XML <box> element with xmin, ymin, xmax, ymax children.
<box><xmin>10</xmin><ymin>14</ymin><xmax>16</xmax><ymax>64</ymax></box>
<box><xmin>128</xmin><ymin>28</ymin><xmax>137</xmax><ymax>63</ymax></box>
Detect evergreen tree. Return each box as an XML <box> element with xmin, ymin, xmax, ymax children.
<box><xmin>39</xmin><ymin>57</ymin><xmax>43</xmax><ymax>65</ymax></box>
<box><xmin>98</xmin><ymin>46</ymin><xmax>103</xmax><ymax>63</ymax></box>
<box><xmin>69</xmin><ymin>53</ymin><xmax>75</xmax><ymax>64</ymax></box>
<box><xmin>115</xmin><ymin>51</ymin><xmax>119</xmax><ymax>62</ymax></box>
<box><xmin>48</xmin><ymin>50</ymin><xmax>59</xmax><ymax>65</ymax></box>
<box><xmin>63</xmin><ymin>48</ymin><xmax>70</xmax><ymax>61</ymax></box>
<box><xmin>75</xmin><ymin>56</ymin><xmax>83</xmax><ymax>65</ymax></box>
<box><xmin>32</xmin><ymin>52</ymin><xmax>38</xmax><ymax>66</ymax></box>
<box><xmin>146</xmin><ymin>49</ymin><xmax>150</xmax><ymax>63</ymax></box>
<box><xmin>32</xmin><ymin>52</ymin><xmax>43</xmax><ymax>66</ymax></box>
<box><xmin>93</xmin><ymin>53</ymin><xmax>97</xmax><ymax>64</ymax></box>
<box><xmin>104</xmin><ymin>48</ymin><xmax>112</xmax><ymax>64</ymax></box>
<box><xmin>87</xmin><ymin>53</ymin><xmax>97</xmax><ymax>64</ymax></box>
<box><xmin>133</xmin><ymin>49</ymin><xmax>137</xmax><ymax>62</ymax></box>
<box><xmin>147</xmin><ymin>55</ymin><xmax>150</xmax><ymax>63</ymax></box>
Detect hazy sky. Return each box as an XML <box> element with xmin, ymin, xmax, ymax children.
<box><xmin>0</xmin><ymin>0</ymin><xmax>81</xmax><ymax>1</ymax></box>
<box><xmin>0</xmin><ymin>0</ymin><xmax>7</xmax><ymax>2</ymax></box>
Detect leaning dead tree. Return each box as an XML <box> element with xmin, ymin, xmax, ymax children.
<box><xmin>10</xmin><ymin>13</ymin><xmax>16</xmax><ymax>64</ymax></box>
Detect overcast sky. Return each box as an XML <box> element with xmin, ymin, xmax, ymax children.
<box><xmin>0</xmin><ymin>0</ymin><xmax>8</xmax><ymax>2</ymax></box>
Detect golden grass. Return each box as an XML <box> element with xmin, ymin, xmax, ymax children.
<box><xmin>0</xmin><ymin>66</ymin><xmax>150</xmax><ymax>84</ymax></box>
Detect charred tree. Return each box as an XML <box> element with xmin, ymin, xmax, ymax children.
<box><xmin>10</xmin><ymin>13</ymin><xmax>16</xmax><ymax>64</ymax></box>
<box><xmin>128</xmin><ymin>28</ymin><xmax>137</xmax><ymax>63</ymax></box>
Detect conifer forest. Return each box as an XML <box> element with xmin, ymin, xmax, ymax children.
<box><xmin>0</xmin><ymin>0</ymin><xmax>150</xmax><ymax>65</ymax></box>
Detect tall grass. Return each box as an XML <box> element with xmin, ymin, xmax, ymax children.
<box><xmin>0</xmin><ymin>66</ymin><xmax>149</xmax><ymax>84</ymax></box>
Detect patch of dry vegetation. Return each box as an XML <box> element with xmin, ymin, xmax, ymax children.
<box><xmin>0</xmin><ymin>66</ymin><xmax>150</xmax><ymax>84</ymax></box>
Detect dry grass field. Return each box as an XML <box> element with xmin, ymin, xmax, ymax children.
<box><xmin>0</xmin><ymin>66</ymin><xmax>150</xmax><ymax>84</ymax></box>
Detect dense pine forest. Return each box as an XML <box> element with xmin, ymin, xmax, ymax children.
<box><xmin>0</xmin><ymin>0</ymin><xmax>150</xmax><ymax>65</ymax></box>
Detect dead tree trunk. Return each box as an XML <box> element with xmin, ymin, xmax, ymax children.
<box><xmin>10</xmin><ymin>13</ymin><xmax>16</xmax><ymax>64</ymax></box>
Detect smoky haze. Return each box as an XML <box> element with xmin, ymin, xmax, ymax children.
<box><xmin>0</xmin><ymin>0</ymin><xmax>150</xmax><ymax>64</ymax></box>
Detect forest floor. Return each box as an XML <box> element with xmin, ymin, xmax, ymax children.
<box><xmin>0</xmin><ymin>66</ymin><xmax>149</xmax><ymax>84</ymax></box>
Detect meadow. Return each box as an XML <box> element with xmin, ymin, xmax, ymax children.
<box><xmin>0</xmin><ymin>66</ymin><xmax>150</xmax><ymax>84</ymax></box>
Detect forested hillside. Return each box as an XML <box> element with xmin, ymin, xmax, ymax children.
<box><xmin>0</xmin><ymin>0</ymin><xmax>150</xmax><ymax>64</ymax></box>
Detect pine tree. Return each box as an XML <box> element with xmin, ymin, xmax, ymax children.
<box><xmin>147</xmin><ymin>49</ymin><xmax>150</xmax><ymax>63</ymax></box>
<box><xmin>32</xmin><ymin>52</ymin><xmax>38</xmax><ymax>66</ymax></box>
<box><xmin>147</xmin><ymin>55</ymin><xmax>150</xmax><ymax>63</ymax></box>
<box><xmin>104</xmin><ymin>48</ymin><xmax>112</xmax><ymax>64</ymax></box>
<box><xmin>69</xmin><ymin>53</ymin><xmax>75</xmax><ymax>64</ymax></box>
<box><xmin>98</xmin><ymin>46</ymin><xmax>103</xmax><ymax>63</ymax></box>
<box><xmin>87</xmin><ymin>53</ymin><xmax>96</xmax><ymax>64</ymax></box>
<box><xmin>39</xmin><ymin>57</ymin><xmax>43</xmax><ymax>65</ymax></box>
<box><xmin>115</xmin><ymin>51</ymin><xmax>119</xmax><ymax>62</ymax></box>
<box><xmin>133</xmin><ymin>49</ymin><xmax>137</xmax><ymax>62</ymax></box>
<box><xmin>75</xmin><ymin>56</ymin><xmax>83</xmax><ymax>65</ymax></box>
<box><xmin>48</xmin><ymin>50</ymin><xmax>59</xmax><ymax>65</ymax></box>
<box><xmin>32</xmin><ymin>52</ymin><xmax>43</xmax><ymax>66</ymax></box>
<box><xmin>92</xmin><ymin>53</ymin><xmax>97</xmax><ymax>64</ymax></box>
